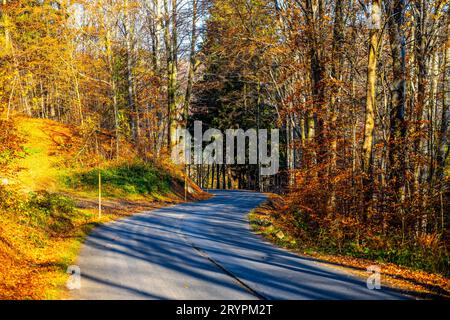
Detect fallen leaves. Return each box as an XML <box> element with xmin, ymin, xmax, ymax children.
<box><xmin>250</xmin><ymin>194</ymin><xmax>450</xmax><ymax>299</ymax></box>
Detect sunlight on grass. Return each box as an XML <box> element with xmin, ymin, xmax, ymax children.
<box><xmin>0</xmin><ymin>117</ymin><xmax>201</xmax><ymax>299</ymax></box>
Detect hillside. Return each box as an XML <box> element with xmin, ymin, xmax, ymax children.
<box><xmin>0</xmin><ymin>117</ymin><xmax>207</xmax><ymax>299</ymax></box>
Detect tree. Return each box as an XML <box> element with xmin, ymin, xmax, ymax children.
<box><xmin>387</xmin><ymin>0</ymin><xmax>407</xmax><ymax>205</ymax></box>
<box><xmin>362</xmin><ymin>0</ymin><xmax>381</xmax><ymax>217</ymax></box>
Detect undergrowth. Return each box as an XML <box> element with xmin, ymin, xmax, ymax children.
<box><xmin>0</xmin><ymin>186</ymin><xmax>98</xmax><ymax>299</ymax></box>
<box><xmin>0</xmin><ymin>117</ymin><xmax>198</xmax><ymax>299</ymax></box>
<box><xmin>249</xmin><ymin>196</ymin><xmax>450</xmax><ymax>278</ymax></box>
<box><xmin>62</xmin><ymin>161</ymin><xmax>178</xmax><ymax>198</ymax></box>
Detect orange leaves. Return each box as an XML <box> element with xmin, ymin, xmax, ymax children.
<box><xmin>250</xmin><ymin>194</ymin><xmax>450</xmax><ymax>298</ymax></box>
<box><xmin>416</xmin><ymin>233</ymin><xmax>442</xmax><ymax>252</ymax></box>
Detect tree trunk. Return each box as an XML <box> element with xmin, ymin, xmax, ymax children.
<box><xmin>362</xmin><ymin>0</ymin><xmax>381</xmax><ymax>174</ymax></box>
<box><xmin>361</xmin><ymin>0</ymin><xmax>381</xmax><ymax>218</ymax></box>
<box><xmin>105</xmin><ymin>26</ymin><xmax>120</xmax><ymax>159</ymax></box>
<box><xmin>164</xmin><ymin>0</ymin><xmax>178</xmax><ymax>151</ymax></box>
<box><xmin>437</xmin><ymin>20</ymin><xmax>449</xmax><ymax>182</ymax></box>
<box><xmin>216</xmin><ymin>163</ymin><xmax>220</xmax><ymax>189</ymax></box>
<box><xmin>387</xmin><ymin>0</ymin><xmax>407</xmax><ymax>220</ymax></box>
<box><xmin>329</xmin><ymin>0</ymin><xmax>345</xmax><ymax>212</ymax></box>
<box><xmin>151</xmin><ymin>0</ymin><xmax>161</xmax><ymax>72</ymax></box>
<box><xmin>222</xmin><ymin>163</ymin><xmax>226</xmax><ymax>189</ymax></box>
<box><xmin>307</xmin><ymin>0</ymin><xmax>325</xmax><ymax>168</ymax></box>
<box><xmin>125</xmin><ymin>0</ymin><xmax>139</xmax><ymax>142</ymax></box>
<box><xmin>183</xmin><ymin>0</ymin><xmax>198</xmax><ymax>124</ymax></box>
<box><xmin>1</xmin><ymin>0</ymin><xmax>11</xmax><ymax>51</ymax></box>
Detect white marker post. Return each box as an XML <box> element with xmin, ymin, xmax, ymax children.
<box><xmin>96</xmin><ymin>135</ymin><xmax>102</xmax><ymax>218</ymax></box>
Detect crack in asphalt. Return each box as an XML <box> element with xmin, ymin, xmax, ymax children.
<box><xmin>72</xmin><ymin>190</ymin><xmax>409</xmax><ymax>300</ymax></box>
<box><xmin>177</xmin><ymin>209</ymin><xmax>268</xmax><ymax>300</ymax></box>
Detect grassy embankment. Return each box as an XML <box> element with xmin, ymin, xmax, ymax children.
<box><xmin>0</xmin><ymin>117</ymin><xmax>206</xmax><ymax>299</ymax></box>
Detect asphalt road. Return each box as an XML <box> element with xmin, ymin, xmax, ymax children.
<box><xmin>71</xmin><ymin>190</ymin><xmax>408</xmax><ymax>300</ymax></box>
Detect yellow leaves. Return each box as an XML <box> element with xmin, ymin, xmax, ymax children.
<box><xmin>416</xmin><ymin>233</ymin><xmax>441</xmax><ymax>251</ymax></box>
<box><xmin>31</xmin><ymin>97</ymin><xmax>40</xmax><ymax>105</ymax></box>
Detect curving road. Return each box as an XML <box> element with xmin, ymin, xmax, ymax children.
<box><xmin>71</xmin><ymin>190</ymin><xmax>408</xmax><ymax>300</ymax></box>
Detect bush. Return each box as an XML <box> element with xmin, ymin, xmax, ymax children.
<box><xmin>25</xmin><ymin>191</ymin><xmax>76</xmax><ymax>233</ymax></box>
<box><xmin>27</xmin><ymin>191</ymin><xmax>75</xmax><ymax>216</ymax></box>
<box><xmin>64</xmin><ymin>161</ymin><xmax>173</xmax><ymax>197</ymax></box>
<box><xmin>254</xmin><ymin>196</ymin><xmax>449</xmax><ymax>277</ymax></box>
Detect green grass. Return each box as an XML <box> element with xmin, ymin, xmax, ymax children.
<box><xmin>1</xmin><ymin>185</ymin><xmax>128</xmax><ymax>299</ymax></box>
<box><xmin>62</xmin><ymin>161</ymin><xmax>176</xmax><ymax>198</ymax></box>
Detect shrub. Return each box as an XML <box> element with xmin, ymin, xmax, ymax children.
<box><xmin>25</xmin><ymin>191</ymin><xmax>76</xmax><ymax>233</ymax></box>
<box><xmin>64</xmin><ymin>161</ymin><xmax>173</xmax><ymax>197</ymax></box>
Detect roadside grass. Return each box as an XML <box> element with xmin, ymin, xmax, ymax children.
<box><xmin>1</xmin><ymin>165</ymin><xmax>193</xmax><ymax>299</ymax></box>
<box><xmin>62</xmin><ymin>161</ymin><xmax>177</xmax><ymax>200</ymax></box>
<box><xmin>0</xmin><ymin>117</ymin><xmax>206</xmax><ymax>299</ymax></box>
<box><xmin>0</xmin><ymin>188</ymin><xmax>108</xmax><ymax>299</ymax></box>
<box><xmin>249</xmin><ymin>195</ymin><xmax>450</xmax><ymax>298</ymax></box>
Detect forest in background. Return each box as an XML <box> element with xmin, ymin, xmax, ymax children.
<box><xmin>0</xmin><ymin>0</ymin><xmax>449</xmax><ymax>276</ymax></box>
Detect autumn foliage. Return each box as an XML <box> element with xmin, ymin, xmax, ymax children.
<box><xmin>0</xmin><ymin>0</ymin><xmax>448</xmax><ymax>297</ymax></box>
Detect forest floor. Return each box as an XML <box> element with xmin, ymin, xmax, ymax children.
<box><xmin>0</xmin><ymin>117</ymin><xmax>208</xmax><ymax>299</ymax></box>
<box><xmin>249</xmin><ymin>194</ymin><xmax>450</xmax><ymax>299</ymax></box>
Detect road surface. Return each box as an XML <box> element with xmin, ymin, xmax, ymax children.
<box><xmin>71</xmin><ymin>190</ymin><xmax>408</xmax><ymax>300</ymax></box>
